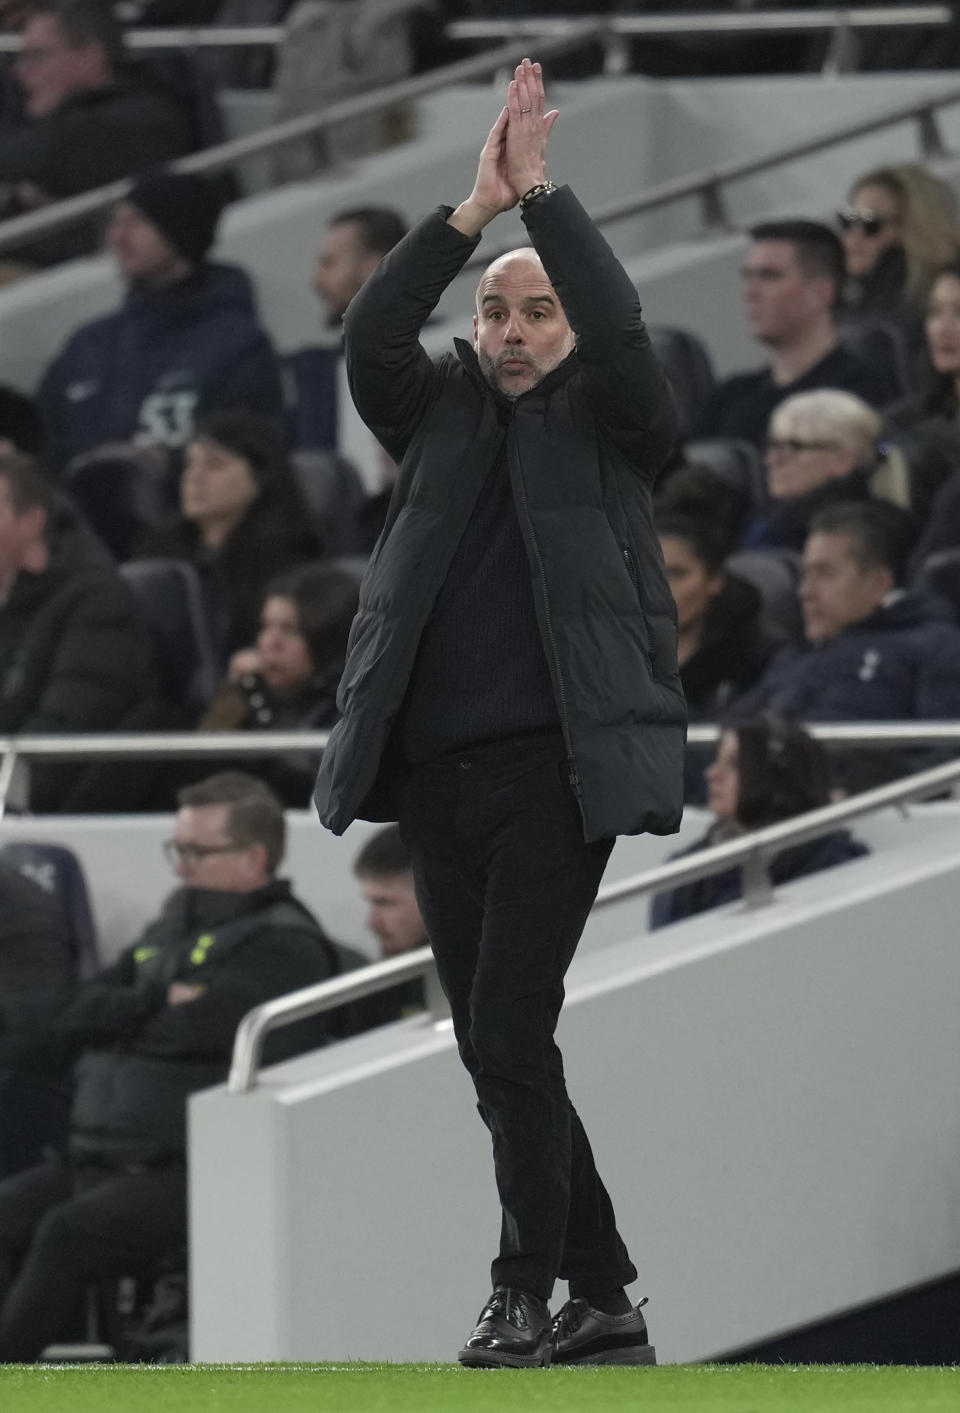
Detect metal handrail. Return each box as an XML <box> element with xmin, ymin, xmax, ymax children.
<box><xmin>1</xmin><ymin>14</ymin><xmax>957</xmax><ymax>256</ymax></box>
<box><xmin>0</xmin><ymin>8</ymin><xmax>945</xmax><ymax>51</ymax></box>
<box><xmin>0</xmin><ymin>28</ymin><xmax>284</xmax><ymax>51</ymax></box>
<box><xmin>2</xmin><ymin>719</ymin><xmax>960</xmax><ymax>765</ymax></box>
<box><xmin>224</xmin><ymin>746</ymin><xmax>960</xmax><ymax>1093</ymax></box>
<box><xmin>463</xmin><ymin>78</ymin><xmax>960</xmax><ymax>270</ymax></box>
<box><xmin>447</xmin><ymin>7</ymin><xmax>951</xmax><ymax>41</ymax></box>
<box><xmin>226</xmin><ymin>945</ymin><xmax>442</xmax><ymax>1094</ymax></box>
<box><xmin>0</xmin><ymin>25</ymin><xmax>604</xmax><ymax>255</ymax></box>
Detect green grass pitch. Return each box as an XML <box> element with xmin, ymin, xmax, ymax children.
<box><xmin>1</xmin><ymin>1363</ymin><xmax>958</xmax><ymax>1413</ymax></box>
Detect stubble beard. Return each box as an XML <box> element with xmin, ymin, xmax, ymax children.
<box><xmin>477</xmin><ymin>347</ymin><xmax>546</xmax><ymax>400</ymax></box>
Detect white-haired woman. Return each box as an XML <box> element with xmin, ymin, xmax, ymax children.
<box><xmin>744</xmin><ymin>388</ymin><xmax>912</xmax><ymax>551</ymax></box>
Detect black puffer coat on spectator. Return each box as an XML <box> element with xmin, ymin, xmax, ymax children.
<box><xmin>0</xmin><ymin>497</ymin><xmax>163</xmax><ymax>810</ymax></box>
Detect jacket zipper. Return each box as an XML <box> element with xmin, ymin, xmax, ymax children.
<box><xmin>508</xmin><ymin>421</ymin><xmax>583</xmax><ymax>803</ymax></box>
<box><xmin>622</xmin><ymin>545</ymin><xmax>655</xmax><ymax>672</ymax></box>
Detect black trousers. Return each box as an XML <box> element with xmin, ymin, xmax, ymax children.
<box><xmin>399</xmin><ymin>733</ymin><xmax>637</xmax><ymax>1302</ymax></box>
<box><xmin>0</xmin><ymin>1155</ymin><xmax>187</xmax><ymax>1362</ymax></box>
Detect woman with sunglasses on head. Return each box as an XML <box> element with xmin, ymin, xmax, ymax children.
<box><xmin>838</xmin><ymin>164</ymin><xmax>959</xmax><ymax>358</ymax></box>
<box><xmin>649</xmin><ymin>716</ymin><xmax>868</xmax><ymax>929</ymax></box>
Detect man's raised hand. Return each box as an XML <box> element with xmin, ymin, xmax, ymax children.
<box><xmin>505</xmin><ymin>59</ymin><xmax>558</xmax><ymax>200</ymax></box>
<box><xmin>448</xmin><ymin>59</ymin><xmax>558</xmax><ymax>238</ymax></box>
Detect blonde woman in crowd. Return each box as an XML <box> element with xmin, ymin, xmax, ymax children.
<box><xmin>745</xmin><ymin>388</ymin><xmax>913</xmax><ymax>551</ymax></box>
<box><xmin>838</xmin><ymin>163</ymin><xmax>960</xmax><ymax>346</ymax></box>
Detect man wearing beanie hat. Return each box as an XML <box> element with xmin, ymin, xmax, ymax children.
<box><xmin>124</xmin><ymin>171</ymin><xmax>224</xmax><ymax>269</ymax></box>
<box><xmin>36</xmin><ymin>170</ymin><xmax>284</xmax><ymax>480</ymax></box>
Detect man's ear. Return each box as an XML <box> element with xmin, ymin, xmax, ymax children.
<box><xmin>23</xmin><ymin>504</ymin><xmax>47</xmax><ymax>544</ymax></box>
<box><xmin>809</xmin><ymin>275</ymin><xmax>836</xmax><ymax>315</ymax></box>
<box><xmin>870</xmin><ymin>563</ymin><xmax>896</xmax><ymax>600</ymax></box>
<box><xmin>473</xmin><ymin>312</ymin><xmax>479</xmax><ymax>349</ymax></box>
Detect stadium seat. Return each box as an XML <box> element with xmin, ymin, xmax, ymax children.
<box><xmin>648</xmin><ymin>324</ymin><xmax>717</xmax><ymax>439</ymax></box>
<box><xmin>290</xmin><ymin>450</ymin><xmax>369</xmax><ymax>557</ymax></box>
<box><xmin>62</xmin><ymin>445</ymin><xmax>172</xmax><ymax>563</ymax></box>
<box><xmin>915</xmin><ymin>547</ymin><xmax>960</xmax><ymax>624</ymax></box>
<box><xmin>119</xmin><ymin>558</ymin><xmax>220</xmax><ymax>720</ymax></box>
<box><xmin>835</xmin><ymin>315</ymin><xmax>914</xmax><ymax>398</ymax></box>
<box><xmin>686</xmin><ymin>437</ymin><xmax>767</xmax><ymax>519</ymax></box>
<box><xmin>726</xmin><ymin>545</ymin><xmax>804</xmax><ymax>640</ymax></box>
<box><xmin>0</xmin><ymin>839</ymin><xmax>99</xmax><ymax>980</ymax></box>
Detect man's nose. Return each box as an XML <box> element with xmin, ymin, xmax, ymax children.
<box><xmin>503</xmin><ymin>317</ymin><xmax>523</xmax><ymax>343</ymax></box>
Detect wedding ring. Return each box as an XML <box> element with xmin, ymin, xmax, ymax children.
<box><xmin>520</xmin><ymin>107</ymin><xmax>532</xmax><ymax>114</ymax></box>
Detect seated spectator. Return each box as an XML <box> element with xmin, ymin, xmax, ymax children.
<box><xmin>0</xmin><ymin>861</ymin><xmax>74</xmax><ymax>1179</ymax></box>
<box><xmin>313</xmin><ymin>206</ymin><xmax>408</xmax><ymax>334</ymax></box>
<box><xmin>890</xmin><ymin>262</ymin><xmax>960</xmax><ymax>560</ymax></box>
<box><xmin>0</xmin><ymin>449</ymin><xmax>164</xmax><ymax>811</ymax></box>
<box><xmin>140</xmin><ymin>411</ymin><xmax>324</xmax><ymax>664</ymax></box>
<box><xmin>655</xmin><ymin>460</ymin><xmax>751</xmax><ymax>548</ymax></box>
<box><xmin>0</xmin><ymin>771</ymin><xmax>340</xmax><ymax>1362</ymax></box>
<box><xmin>694</xmin><ymin>220</ymin><xmax>901</xmax><ymax>449</ymax></box>
<box><xmin>272</xmin><ymin>0</ymin><xmax>419</xmax><ymax>180</ymax></box>
<box><xmin>288</xmin><ymin>206</ymin><xmax>408</xmax><ymax>534</ymax></box>
<box><xmin>658</xmin><ymin>512</ymin><xmax>790</xmax><ymax>719</ymax></box>
<box><xmin>350</xmin><ymin>824</ymin><xmax>427</xmax><ymax>1031</ymax></box>
<box><xmin>732</xmin><ymin>501</ymin><xmax>960</xmax><ymax>793</ymax></box>
<box><xmin>745</xmin><ymin>389</ymin><xmax>915</xmax><ymax>552</ymax></box>
<box><xmin>838</xmin><ymin>163</ymin><xmax>959</xmax><ymax>359</ymax></box>
<box><xmin>37</xmin><ymin>171</ymin><xmax>284</xmax><ymax>479</ymax></box>
<box><xmin>0</xmin><ymin>2</ymin><xmax>192</xmax><ymax>268</ymax></box>
<box><xmin>649</xmin><ymin>715</ymin><xmax>868</xmax><ymax>929</ymax></box>
<box><xmin>199</xmin><ymin>563</ymin><xmax>359</xmax><ymax>806</ymax></box>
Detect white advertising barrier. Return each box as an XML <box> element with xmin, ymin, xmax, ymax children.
<box><xmin>189</xmin><ymin>814</ymin><xmax>960</xmax><ymax>1362</ymax></box>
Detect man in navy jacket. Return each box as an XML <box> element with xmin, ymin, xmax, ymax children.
<box><xmin>732</xmin><ymin>501</ymin><xmax>960</xmax><ymax>789</ymax></box>
<box><xmin>315</xmin><ymin>60</ymin><xmax>684</xmax><ymax>1369</ymax></box>
<box><xmin>36</xmin><ymin>171</ymin><xmax>283</xmax><ymax>475</ymax></box>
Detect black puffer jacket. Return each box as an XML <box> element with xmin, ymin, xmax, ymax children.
<box><xmin>0</xmin><ymin>497</ymin><xmax>166</xmax><ymax>810</ymax></box>
<box><xmin>314</xmin><ymin>187</ymin><xmax>686</xmax><ymax>842</ymax></box>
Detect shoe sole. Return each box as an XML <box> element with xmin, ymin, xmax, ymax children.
<box><xmin>553</xmin><ymin>1342</ymin><xmax>657</xmax><ymax>1367</ymax></box>
<box><xmin>458</xmin><ymin>1346</ymin><xmax>553</xmax><ymax>1369</ymax></box>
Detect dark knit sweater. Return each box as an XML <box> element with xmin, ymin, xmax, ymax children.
<box><xmin>398</xmin><ymin>445</ymin><xmax>559</xmax><ymax>763</ymax></box>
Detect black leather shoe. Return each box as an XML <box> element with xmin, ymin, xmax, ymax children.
<box><xmin>458</xmin><ymin>1286</ymin><xmax>553</xmax><ymax>1368</ymax></box>
<box><xmin>551</xmin><ymin>1295</ymin><xmax>657</xmax><ymax>1366</ymax></box>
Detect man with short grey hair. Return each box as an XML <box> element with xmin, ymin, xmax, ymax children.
<box><xmin>0</xmin><ymin>1</ymin><xmax>192</xmax><ymax>265</ymax></box>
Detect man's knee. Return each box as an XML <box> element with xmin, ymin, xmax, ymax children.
<box><xmin>470</xmin><ymin>998</ymin><xmax>558</xmax><ymax>1079</ymax></box>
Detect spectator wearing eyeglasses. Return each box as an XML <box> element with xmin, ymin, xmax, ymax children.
<box><xmin>743</xmin><ymin>388</ymin><xmax>916</xmax><ymax>553</ymax></box>
<box><xmin>837</xmin><ymin>164</ymin><xmax>959</xmax><ymax>360</ymax></box>
<box><xmin>693</xmin><ymin>220</ymin><xmax>901</xmax><ymax>451</ymax></box>
<box><xmin>0</xmin><ymin>2</ymin><xmax>193</xmax><ymax>270</ymax></box>
<box><xmin>0</xmin><ymin>771</ymin><xmax>341</xmax><ymax>1363</ymax></box>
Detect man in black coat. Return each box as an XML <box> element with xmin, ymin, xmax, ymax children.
<box><xmin>314</xmin><ymin>60</ymin><xmax>685</xmax><ymax>1368</ymax></box>
<box><xmin>0</xmin><ymin>449</ymin><xmax>162</xmax><ymax>810</ymax></box>
<box><xmin>0</xmin><ymin>771</ymin><xmax>339</xmax><ymax>1362</ymax></box>
<box><xmin>694</xmin><ymin>221</ymin><xmax>901</xmax><ymax>449</ymax></box>
<box><xmin>0</xmin><ymin>2</ymin><xmax>192</xmax><ymax>267</ymax></box>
